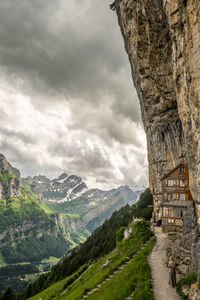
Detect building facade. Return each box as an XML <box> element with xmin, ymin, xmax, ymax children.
<box><xmin>161</xmin><ymin>164</ymin><xmax>193</xmax><ymax>228</ymax></box>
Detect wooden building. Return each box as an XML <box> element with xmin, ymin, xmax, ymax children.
<box><xmin>161</xmin><ymin>163</ymin><xmax>193</xmax><ymax>228</ymax></box>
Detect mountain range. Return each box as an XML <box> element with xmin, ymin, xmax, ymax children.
<box><xmin>23</xmin><ymin>172</ymin><xmax>145</xmax><ymax>233</ymax></box>
<box><xmin>0</xmin><ymin>153</ymin><xmax>144</xmax><ymax>267</ymax></box>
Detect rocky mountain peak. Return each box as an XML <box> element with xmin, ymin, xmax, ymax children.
<box><xmin>32</xmin><ymin>175</ymin><xmax>51</xmax><ymax>184</ymax></box>
<box><xmin>0</xmin><ymin>154</ymin><xmax>21</xmax><ymax>199</ymax></box>
<box><xmin>58</xmin><ymin>173</ymin><xmax>68</xmax><ymax>181</ymax></box>
<box><xmin>0</xmin><ymin>153</ymin><xmax>20</xmax><ymax>178</ymax></box>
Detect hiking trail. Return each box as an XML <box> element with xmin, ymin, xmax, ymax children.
<box><xmin>148</xmin><ymin>227</ymin><xmax>180</xmax><ymax>300</ymax></box>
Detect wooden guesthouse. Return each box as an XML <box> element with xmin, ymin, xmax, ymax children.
<box><xmin>161</xmin><ymin>163</ymin><xmax>193</xmax><ymax>229</ymax></box>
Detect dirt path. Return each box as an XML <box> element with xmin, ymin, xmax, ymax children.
<box><xmin>148</xmin><ymin>227</ymin><xmax>180</xmax><ymax>300</ymax></box>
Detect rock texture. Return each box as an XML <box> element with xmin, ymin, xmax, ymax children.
<box><xmin>114</xmin><ymin>0</ymin><xmax>200</xmax><ymax>280</ymax></box>
<box><xmin>0</xmin><ymin>154</ymin><xmax>21</xmax><ymax>199</ymax></box>
<box><xmin>114</xmin><ymin>0</ymin><xmax>200</xmax><ymax>218</ymax></box>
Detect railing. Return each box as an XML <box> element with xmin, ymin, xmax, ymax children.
<box><xmin>162</xmin><ymin>194</ymin><xmax>192</xmax><ymax>202</ymax></box>
<box><xmin>162</xmin><ymin>217</ymin><xmax>183</xmax><ymax>226</ymax></box>
<box><xmin>162</xmin><ymin>183</ymin><xmax>188</xmax><ymax>189</ymax></box>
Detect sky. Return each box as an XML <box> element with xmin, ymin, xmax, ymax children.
<box><xmin>0</xmin><ymin>0</ymin><xmax>148</xmax><ymax>190</ymax></box>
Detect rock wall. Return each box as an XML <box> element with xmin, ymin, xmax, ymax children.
<box><xmin>114</xmin><ymin>0</ymin><xmax>200</xmax><ymax>219</ymax></box>
<box><xmin>0</xmin><ymin>153</ymin><xmax>22</xmax><ymax>199</ymax></box>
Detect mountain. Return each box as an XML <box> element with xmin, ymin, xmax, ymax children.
<box><xmin>0</xmin><ymin>154</ymin><xmax>90</xmax><ymax>294</ymax></box>
<box><xmin>24</xmin><ymin>174</ymin><xmax>144</xmax><ymax>232</ymax></box>
<box><xmin>14</xmin><ymin>188</ymin><xmax>153</xmax><ymax>300</ymax></box>
<box><xmin>0</xmin><ymin>154</ymin><xmax>89</xmax><ymax>266</ymax></box>
<box><xmin>0</xmin><ymin>154</ymin><xmax>144</xmax><ymax>294</ymax></box>
<box><xmin>14</xmin><ymin>189</ymin><xmax>153</xmax><ymax>300</ymax></box>
<box><xmin>24</xmin><ymin>173</ymin><xmax>87</xmax><ymax>202</ymax></box>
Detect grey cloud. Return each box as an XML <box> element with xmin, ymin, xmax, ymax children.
<box><xmin>68</xmin><ymin>106</ymin><xmax>143</xmax><ymax>146</ymax></box>
<box><xmin>0</xmin><ymin>0</ymin><xmax>148</xmax><ymax>189</ymax></box>
<box><xmin>0</xmin><ymin>141</ymin><xmax>40</xmax><ymax>174</ymax></box>
<box><xmin>0</xmin><ymin>127</ymin><xmax>36</xmax><ymax>145</ymax></box>
<box><xmin>0</xmin><ymin>140</ymin><xmax>61</xmax><ymax>179</ymax></box>
<box><xmin>0</xmin><ymin>0</ymin><xmax>140</xmax><ymax>122</ymax></box>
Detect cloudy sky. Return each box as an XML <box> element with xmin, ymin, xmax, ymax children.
<box><xmin>0</xmin><ymin>0</ymin><xmax>148</xmax><ymax>189</ymax></box>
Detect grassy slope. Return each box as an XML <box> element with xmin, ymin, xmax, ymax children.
<box><xmin>27</xmin><ymin>221</ymin><xmax>155</xmax><ymax>300</ymax></box>
<box><xmin>15</xmin><ymin>188</ymin><xmax>153</xmax><ymax>300</ymax></box>
<box><xmin>0</xmin><ymin>182</ymin><xmax>88</xmax><ymax>264</ymax></box>
<box><xmin>0</xmin><ymin>186</ymin><xmax>72</xmax><ymax>263</ymax></box>
<box><xmin>0</xmin><ymin>185</ymin><xmax>49</xmax><ymax>232</ymax></box>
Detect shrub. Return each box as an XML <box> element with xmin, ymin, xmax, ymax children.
<box><xmin>176</xmin><ymin>273</ymin><xmax>197</xmax><ymax>300</ymax></box>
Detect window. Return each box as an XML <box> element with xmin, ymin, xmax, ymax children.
<box><xmin>167</xmin><ymin>179</ymin><xmax>174</xmax><ymax>187</ymax></box>
<box><xmin>163</xmin><ymin>207</ymin><xmax>168</xmax><ymax>217</ymax></box>
<box><xmin>179</xmin><ymin>179</ymin><xmax>185</xmax><ymax>187</ymax></box>
<box><xmin>180</xmin><ymin>167</ymin><xmax>185</xmax><ymax>174</ymax></box>
<box><xmin>167</xmin><ymin>193</ymin><xmax>173</xmax><ymax>201</ymax></box>
<box><xmin>168</xmin><ymin>219</ymin><xmax>175</xmax><ymax>224</ymax></box>
<box><xmin>179</xmin><ymin>193</ymin><xmax>186</xmax><ymax>200</ymax></box>
<box><xmin>169</xmin><ymin>207</ymin><xmax>174</xmax><ymax>217</ymax></box>
<box><xmin>163</xmin><ymin>207</ymin><xmax>174</xmax><ymax>217</ymax></box>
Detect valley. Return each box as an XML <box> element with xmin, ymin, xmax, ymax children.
<box><xmin>0</xmin><ymin>154</ymin><xmax>144</xmax><ymax>294</ymax></box>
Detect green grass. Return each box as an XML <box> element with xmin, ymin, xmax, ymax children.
<box><xmin>27</xmin><ymin>265</ymin><xmax>89</xmax><ymax>300</ymax></box>
<box><xmin>0</xmin><ymin>169</ymin><xmax>16</xmax><ymax>182</ymax></box>
<box><xmin>38</xmin><ymin>201</ymin><xmax>55</xmax><ymax>214</ymax></box>
<box><xmin>25</xmin><ymin>273</ymin><xmax>43</xmax><ymax>281</ymax></box>
<box><xmin>27</xmin><ymin>222</ymin><xmax>154</xmax><ymax>300</ymax></box>
<box><xmin>0</xmin><ymin>253</ymin><xmax>6</xmax><ymax>267</ymax></box>
<box><xmin>41</xmin><ymin>257</ymin><xmax>60</xmax><ymax>263</ymax></box>
<box><xmin>86</xmin><ymin>238</ymin><xmax>155</xmax><ymax>300</ymax></box>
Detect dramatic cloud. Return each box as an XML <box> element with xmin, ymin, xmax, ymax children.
<box><xmin>0</xmin><ymin>0</ymin><xmax>148</xmax><ymax>189</ymax></box>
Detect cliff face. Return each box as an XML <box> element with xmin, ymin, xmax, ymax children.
<box><xmin>114</xmin><ymin>0</ymin><xmax>200</xmax><ymax>219</ymax></box>
<box><xmin>0</xmin><ymin>154</ymin><xmax>88</xmax><ymax>263</ymax></box>
<box><xmin>0</xmin><ymin>154</ymin><xmax>22</xmax><ymax>199</ymax></box>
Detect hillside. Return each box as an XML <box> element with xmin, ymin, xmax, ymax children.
<box><xmin>12</xmin><ymin>188</ymin><xmax>153</xmax><ymax>300</ymax></box>
<box><xmin>0</xmin><ymin>156</ymin><xmax>76</xmax><ymax>265</ymax></box>
<box><xmin>0</xmin><ymin>154</ymin><xmax>145</xmax><ymax>295</ymax></box>
<box><xmin>24</xmin><ymin>222</ymin><xmax>155</xmax><ymax>300</ymax></box>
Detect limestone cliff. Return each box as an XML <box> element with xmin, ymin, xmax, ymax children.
<box><xmin>0</xmin><ymin>154</ymin><xmax>22</xmax><ymax>199</ymax></box>
<box><xmin>113</xmin><ymin>0</ymin><xmax>200</xmax><ymax>280</ymax></box>
<box><xmin>114</xmin><ymin>0</ymin><xmax>200</xmax><ymax>218</ymax></box>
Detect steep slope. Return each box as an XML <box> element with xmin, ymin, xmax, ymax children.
<box><xmin>113</xmin><ymin>0</ymin><xmax>200</xmax><ymax>276</ymax></box>
<box><xmin>26</xmin><ymin>226</ymin><xmax>155</xmax><ymax>300</ymax></box>
<box><xmin>14</xmin><ymin>188</ymin><xmax>153</xmax><ymax>300</ymax></box>
<box><xmin>0</xmin><ymin>155</ymin><xmax>91</xmax><ymax>295</ymax></box>
<box><xmin>0</xmin><ymin>154</ymin><xmax>89</xmax><ymax>265</ymax></box>
<box><xmin>0</xmin><ymin>154</ymin><xmax>145</xmax><ymax>295</ymax></box>
<box><xmin>113</xmin><ymin>0</ymin><xmax>200</xmax><ymax>214</ymax></box>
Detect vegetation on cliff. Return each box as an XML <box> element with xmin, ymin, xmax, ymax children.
<box><xmin>0</xmin><ymin>169</ymin><xmax>16</xmax><ymax>182</ymax></box>
<box><xmin>0</xmin><ymin>185</ymin><xmax>72</xmax><ymax>264</ymax></box>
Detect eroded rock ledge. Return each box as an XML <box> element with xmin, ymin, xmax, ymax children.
<box><xmin>114</xmin><ymin>0</ymin><xmax>200</xmax><ymax>277</ymax></box>
<box><xmin>115</xmin><ymin>0</ymin><xmax>200</xmax><ymax>217</ymax></box>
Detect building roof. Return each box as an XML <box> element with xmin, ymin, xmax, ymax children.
<box><xmin>161</xmin><ymin>163</ymin><xmax>188</xmax><ymax>180</ymax></box>
<box><xmin>161</xmin><ymin>200</ymin><xmax>193</xmax><ymax>208</ymax></box>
